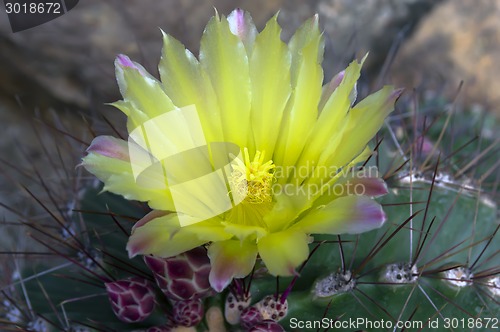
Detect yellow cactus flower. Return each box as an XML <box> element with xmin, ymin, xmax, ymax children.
<box><xmin>82</xmin><ymin>9</ymin><xmax>401</xmax><ymax>292</ymax></box>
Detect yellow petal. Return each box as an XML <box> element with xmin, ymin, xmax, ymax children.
<box><xmin>159</xmin><ymin>33</ymin><xmax>223</xmax><ymax>143</ymax></box>
<box><xmin>325</xmin><ymin>86</ymin><xmax>402</xmax><ymax>169</ymax></box>
<box><xmin>318</xmin><ymin>69</ymin><xmax>344</xmax><ymax>111</ymax></box>
<box><xmin>271</xmin><ymin>145</ymin><xmax>374</xmax><ymax>224</ymax></box>
<box><xmin>312</xmin><ymin>166</ymin><xmax>387</xmax><ymax>208</ymax></box>
<box><xmin>115</xmin><ymin>55</ymin><xmax>177</xmax><ymax>129</ymax></box>
<box><xmin>257</xmin><ymin>230</ymin><xmax>310</xmax><ymax>276</ymax></box>
<box><xmin>127</xmin><ymin>212</ymin><xmax>231</xmax><ymax>258</ymax></box>
<box><xmin>165</xmin><ymin>157</ymin><xmax>234</xmax><ymax>226</ymax></box>
<box><xmin>288</xmin><ymin>15</ymin><xmax>324</xmax><ymax>85</ymax></box>
<box><xmin>208</xmin><ymin>239</ymin><xmax>258</xmax><ymax>292</ymax></box>
<box><xmin>291</xmin><ymin>195</ymin><xmax>386</xmax><ymax>235</ymax></box>
<box><xmin>109</xmin><ymin>100</ymin><xmax>149</xmax><ymax>135</ymax></box>
<box><xmin>228</xmin><ymin>9</ymin><xmax>258</xmax><ymax>55</ymax></box>
<box><xmin>200</xmin><ymin>13</ymin><xmax>251</xmax><ymax>147</ymax></box>
<box><xmin>250</xmin><ymin>14</ymin><xmax>291</xmax><ymax>155</ymax></box>
<box><xmin>263</xmin><ymin>193</ymin><xmax>297</xmax><ymax>232</ymax></box>
<box><xmin>293</xmin><ymin>59</ymin><xmax>363</xmax><ymax>185</ymax></box>
<box><xmin>305</xmin><ymin>145</ymin><xmax>373</xmax><ymax>202</ymax></box>
<box><xmin>81</xmin><ymin>136</ymin><xmax>175</xmax><ymax>211</ymax></box>
<box><xmin>274</xmin><ymin>16</ymin><xmax>324</xmax><ymax>174</ymax></box>
<box><xmin>222</xmin><ymin>223</ymin><xmax>267</xmax><ymax>242</ymax></box>
<box><xmin>263</xmin><ymin>185</ymin><xmax>310</xmax><ymax>232</ymax></box>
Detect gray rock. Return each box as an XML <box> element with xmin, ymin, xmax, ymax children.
<box><xmin>391</xmin><ymin>0</ymin><xmax>500</xmax><ymax>116</ymax></box>
<box><xmin>314</xmin><ymin>0</ymin><xmax>441</xmax><ymax>80</ymax></box>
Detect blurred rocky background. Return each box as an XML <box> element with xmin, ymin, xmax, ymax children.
<box><xmin>0</xmin><ymin>0</ymin><xmax>448</xmax><ymax>113</ymax></box>
<box><xmin>4</xmin><ymin>0</ymin><xmax>500</xmax><ymax>120</ymax></box>
<box><xmin>391</xmin><ymin>0</ymin><xmax>500</xmax><ymax>109</ymax></box>
<box><xmin>0</xmin><ymin>0</ymin><xmax>499</xmax><ymax>256</ymax></box>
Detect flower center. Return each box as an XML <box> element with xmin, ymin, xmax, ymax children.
<box><xmin>229</xmin><ymin>148</ymin><xmax>275</xmax><ymax>204</ymax></box>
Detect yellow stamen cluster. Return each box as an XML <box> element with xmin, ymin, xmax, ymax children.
<box><xmin>230</xmin><ymin>148</ymin><xmax>275</xmax><ymax>204</ymax></box>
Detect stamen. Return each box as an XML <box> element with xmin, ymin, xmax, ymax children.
<box><xmin>229</xmin><ymin>148</ymin><xmax>275</xmax><ymax>204</ymax></box>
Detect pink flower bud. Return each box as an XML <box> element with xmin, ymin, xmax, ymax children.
<box><xmin>144</xmin><ymin>247</ymin><xmax>213</xmax><ymax>301</ymax></box>
<box><xmin>240</xmin><ymin>306</ymin><xmax>263</xmax><ymax>330</ymax></box>
<box><xmin>105</xmin><ymin>276</ymin><xmax>155</xmax><ymax>323</ymax></box>
<box><xmin>172</xmin><ymin>298</ymin><xmax>204</xmax><ymax>327</ymax></box>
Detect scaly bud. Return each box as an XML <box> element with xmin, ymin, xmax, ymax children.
<box><xmin>172</xmin><ymin>298</ymin><xmax>204</xmax><ymax>327</ymax></box>
<box><xmin>144</xmin><ymin>247</ymin><xmax>213</xmax><ymax>301</ymax></box>
<box><xmin>105</xmin><ymin>276</ymin><xmax>155</xmax><ymax>323</ymax></box>
<box><xmin>240</xmin><ymin>306</ymin><xmax>263</xmax><ymax>330</ymax></box>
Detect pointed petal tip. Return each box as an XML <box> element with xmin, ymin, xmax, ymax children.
<box><xmin>338</xmin><ymin>198</ymin><xmax>386</xmax><ymax>235</ymax></box>
<box><xmin>228</xmin><ymin>8</ymin><xmax>246</xmax><ymax>34</ymax></box>
<box><xmin>212</xmin><ymin>6</ymin><xmax>220</xmax><ymax>20</ymax></box>
<box><xmin>116</xmin><ymin>54</ymin><xmax>136</xmax><ymax>69</ymax></box>
<box><xmin>327</xmin><ymin>69</ymin><xmax>345</xmax><ymax>90</ymax></box>
<box><xmin>361</xmin><ymin>52</ymin><xmax>369</xmax><ymax>65</ymax></box>
<box><xmin>209</xmin><ymin>274</ymin><xmax>229</xmax><ymax>293</ymax></box>
<box><xmin>159</xmin><ymin>28</ymin><xmax>169</xmax><ymax>42</ymax></box>
<box><xmin>115</xmin><ymin>54</ymin><xmax>150</xmax><ymax>78</ymax></box>
<box><xmin>352</xmin><ymin>176</ymin><xmax>389</xmax><ymax>197</ymax></box>
<box><xmin>306</xmin><ymin>13</ymin><xmax>320</xmax><ymax>31</ymax></box>
<box><xmin>358</xmin><ymin>199</ymin><xmax>386</xmax><ymax>229</ymax></box>
<box><xmin>379</xmin><ymin>182</ymin><xmax>389</xmax><ymax>197</ymax></box>
<box><xmin>294</xmin><ymin>196</ymin><xmax>387</xmax><ymax>236</ymax></box>
<box><xmin>231</xmin><ymin>7</ymin><xmax>244</xmax><ymax>17</ymax></box>
<box><xmin>228</xmin><ymin>7</ymin><xmax>258</xmax><ymax>45</ymax></box>
<box><xmin>335</xmin><ymin>70</ymin><xmax>345</xmax><ymax>82</ymax></box>
<box><xmin>132</xmin><ymin>210</ymin><xmax>169</xmax><ymax>231</ymax></box>
<box><xmin>126</xmin><ymin>242</ymin><xmax>140</xmax><ymax>259</ymax></box>
<box><xmin>126</xmin><ymin>224</ymin><xmax>154</xmax><ymax>258</ymax></box>
<box><xmin>392</xmin><ymin>88</ymin><xmax>405</xmax><ymax>100</ymax></box>
<box><xmin>86</xmin><ymin>136</ymin><xmax>129</xmax><ymax>161</ymax></box>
